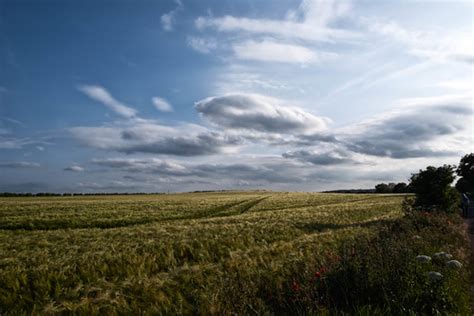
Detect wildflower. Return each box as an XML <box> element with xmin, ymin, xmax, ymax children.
<box><xmin>291</xmin><ymin>281</ymin><xmax>301</xmax><ymax>292</ymax></box>
<box><xmin>427</xmin><ymin>271</ymin><xmax>443</xmax><ymax>282</ymax></box>
<box><xmin>433</xmin><ymin>252</ymin><xmax>453</xmax><ymax>260</ymax></box>
<box><xmin>446</xmin><ymin>260</ymin><xmax>462</xmax><ymax>269</ymax></box>
<box><xmin>412</xmin><ymin>235</ymin><xmax>422</xmax><ymax>240</ymax></box>
<box><xmin>314</xmin><ymin>271</ymin><xmax>321</xmax><ymax>279</ymax></box>
<box><xmin>416</xmin><ymin>255</ymin><xmax>431</xmax><ymax>263</ymax></box>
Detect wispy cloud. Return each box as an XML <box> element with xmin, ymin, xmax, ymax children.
<box><xmin>152</xmin><ymin>97</ymin><xmax>173</xmax><ymax>112</ymax></box>
<box><xmin>232</xmin><ymin>39</ymin><xmax>336</xmax><ymax>64</ymax></box>
<box><xmin>362</xmin><ymin>17</ymin><xmax>474</xmax><ymax>65</ymax></box>
<box><xmin>195</xmin><ymin>0</ymin><xmax>357</xmax><ymax>43</ymax></box>
<box><xmin>78</xmin><ymin>85</ymin><xmax>137</xmax><ymax>118</ymax></box>
<box><xmin>186</xmin><ymin>36</ymin><xmax>217</xmax><ymax>53</ymax></box>
<box><xmin>0</xmin><ymin>161</ymin><xmax>40</xmax><ymax>168</ymax></box>
<box><xmin>64</xmin><ymin>165</ymin><xmax>84</xmax><ymax>172</ymax></box>
<box><xmin>161</xmin><ymin>0</ymin><xmax>183</xmax><ymax>31</ymax></box>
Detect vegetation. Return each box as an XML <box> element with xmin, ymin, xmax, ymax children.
<box><xmin>374</xmin><ymin>182</ymin><xmax>411</xmax><ymax>194</ymax></box>
<box><xmin>0</xmin><ymin>192</ymin><xmax>469</xmax><ymax>314</ymax></box>
<box><xmin>456</xmin><ymin>153</ymin><xmax>474</xmax><ymax>195</ymax></box>
<box><xmin>409</xmin><ymin>165</ymin><xmax>460</xmax><ymax>213</ymax></box>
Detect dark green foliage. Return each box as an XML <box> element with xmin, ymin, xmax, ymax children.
<box><xmin>375</xmin><ymin>183</ymin><xmax>392</xmax><ymax>193</ymax></box>
<box><xmin>409</xmin><ymin>165</ymin><xmax>459</xmax><ymax>212</ymax></box>
<box><xmin>392</xmin><ymin>182</ymin><xmax>408</xmax><ymax>193</ymax></box>
<box><xmin>456</xmin><ymin>153</ymin><xmax>474</xmax><ymax>194</ymax></box>
<box><xmin>375</xmin><ymin>182</ymin><xmax>410</xmax><ymax>193</ymax></box>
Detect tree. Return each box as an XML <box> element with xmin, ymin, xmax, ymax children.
<box><xmin>393</xmin><ymin>182</ymin><xmax>408</xmax><ymax>193</ymax></box>
<box><xmin>409</xmin><ymin>165</ymin><xmax>459</xmax><ymax>212</ymax></box>
<box><xmin>456</xmin><ymin>153</ymin><xmax>474</xmax><ymax>194</ymax></box>
<box><xmin>375</xmin><ymin>183</ymin><xmax>391</xmax><ymax>193</ymax></box>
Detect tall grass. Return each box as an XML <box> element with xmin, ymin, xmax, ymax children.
<box><xmin>0</xmin><ymin>193</ymin><xmax>469</xmax><ymax>314</ymax></box>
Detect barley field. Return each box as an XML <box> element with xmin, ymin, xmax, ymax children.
<box><xmin>0</xmin><ymin>192</ymin><xmax>468</xmax><ymax>314</ymax></box>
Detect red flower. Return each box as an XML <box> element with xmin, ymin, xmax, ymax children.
<box><xmin>291</xmin><ymin>281</ymin><xmax>301</xmax><ymax>292</ymax></box>
<box><xmin>314</xmin><ymin>271</ymin><xmax>321</xmax><ymax>278</ymax></box>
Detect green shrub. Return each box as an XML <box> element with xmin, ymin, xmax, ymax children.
<box><xmin>409</xmin><ymin>165</ymin><xmax>460</xmax><ymax>212</ymax></box>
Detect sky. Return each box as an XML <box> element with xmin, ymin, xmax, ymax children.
<box><xmin>0</xmin><ymin>0</ymin><xmax>473</xmax><ymax>193</ymax></box>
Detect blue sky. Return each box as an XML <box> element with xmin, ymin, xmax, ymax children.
<box><xmin>0</xmin><ymin>0</ymin><xmax>473</xmax><ymax>193</ymax></box>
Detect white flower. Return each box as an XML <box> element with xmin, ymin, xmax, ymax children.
<box><xmin>446</xmin><ymin>260</ymin><xmax>463</xmax><ymax>269</ymax></box>
<box><xmin>413</xmin><ymin>235</ymin><xmax>422</xmax><ymax>240</ymax></box>
<box><xmin>433</xmin><ymin>252</ymin><xmax>453</xmax><ymax>260</ymax></box>
<box><xmin>427</xmin><ymin>271</ymin><xmax>443</xmax><ymax>282</ymax></box>
<box><xmin>416</xmin><ymin>255</ymin><xmax>431</xmax><ymax>263</ymax></box>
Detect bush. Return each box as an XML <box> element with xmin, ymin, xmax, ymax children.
<box><xmin>456</xmin><ymin>153</ymin><xmax>474</xmax><ymax>194</ymax></box>
<box><xmin>409</xmin><ymin>165</ymin><xmax>459</xmax><ymax>212</ymax></box>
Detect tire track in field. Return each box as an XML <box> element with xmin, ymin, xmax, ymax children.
<box><xmin>208</xmin><ymin>196</ymin><xmax>270</xmax><ymax>218</ymax></box>
<box><xmin>252</xmin><ymin>195</ymin><xmax>401</xmax><ymax>213</ymax></box>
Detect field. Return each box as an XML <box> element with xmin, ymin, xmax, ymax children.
<box><xmin>0</xmin><ymin>192</ymin><xmax>469</xmax><ymax>314</ymax></box>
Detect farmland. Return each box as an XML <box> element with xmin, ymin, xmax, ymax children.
<box><xmin>0</xmin><ymin>192</ymin><xmax>469</xmax><ymax>314</ymax></box>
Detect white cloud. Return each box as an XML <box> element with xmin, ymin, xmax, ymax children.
<box><xmin>232</xmin><ymin>39</ymin><xmax>335</xmax><ymax>64</ymax></box>
<box><xmin>161</xmin><ymin>0</ymin><xmax>183</xmax><ymax>32</ymax></box>
<box><xmin>152</xmin><ymin>97</ymin><xmax>173</xmax><ymax>112</ymax></box>
<box><xmin>283</xmin><ymin>148</ymin><xmax>355</xmax><ymax>165</ymax></box>
<box><xmin>195</xmin><ymin>0</ymin><xmax>357</xmax><ymax>43</ymax></box>
<box><xmin>186</xmin><ymin>36</ymin><xmax>217</xmax><ymax>53</ymax></box>
<box><xmin>340</xmin><ymin>95</ymin><xmax>473</xmax><ymax>158</ymax></box>
<box><xmin>64</xmin><ymin>165</ymin><xmax>84</xmax><ymax>172</ymax></box>
<box><xmin>70</xmin><ymin>121</ymin><xmax>241</xmax><ymax>156</ymax></box>
<box><xmin>78</xmin><ymin>85</ymin><xmax>137</xmax><ymax>118</ymax></box>
<box><xmin>362</xmin><ymin>17</ymin><xmax>474</xmax><ymax>65</ymax></box>
<box><xmin>195</xmin><ymin>93</ymin><xmax>329</xmax><ymax>134</ymax></box>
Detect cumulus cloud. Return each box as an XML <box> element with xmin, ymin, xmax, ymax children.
<box><xmin>152</xmin><ymin>97</ymin><xmax>173</xmax><ymax>112</ymax></box>
<box><xmin>78</xmin><ymin>85</ymin><xmax>137</xmax><ymax>118</ymax></box>
<box><xmin>70</xmin><ymin>121</ymin><xmax>241</xmax><ymax>156</ymax></box>
<box><xmin>341</xmin><ymin>95</ymin><xmax>473</xmax><ymax>158</ymax></box>
<box><xmin>161</xmin><ymin>0</ymin><xmax>183</xmax><ymax>31</ymax></box>
<box><xmin>64</xmin><ymin>165</ymin><xmax>84</xmax><ymax>172</ymax></box>
<box><xmin>0</xmin><ymin>161</ymin><xmax>40</xmax><ymax>168</ymax></box>
<box><xmin>195</xmin><ymin>93</ymin><xmax>329</xmax><ymax>134</ymax></box>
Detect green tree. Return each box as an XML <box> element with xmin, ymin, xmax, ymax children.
<box><xmin>456</xmin><ymin>153</ymin><xmax>474</xmax><ymax>194</ymax></box>
<box><xmin>375</xmin><ymin>183</ymin><xmax>391</xmax><ymax>193</ymax></box>
<box><xmin>393</xmin><ymin>182</ymin><xmax>408</xmax><ymax>193</ymax></box>
<box><xmin>409</xmin><ymin>165</ymin><xmax>459</xmax><ymax>212</ymax></box>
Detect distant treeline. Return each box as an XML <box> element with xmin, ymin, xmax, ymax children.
<box><xmin>374</xmin><ymin>182</ymin><xmax>413</xmax><ymax>193</ymax></box>
<box><xmin>0</xmin><ymin>192</ymin><xmax>167</xmax><ymax>197</ymax></box>
<box><xmin>321</xmin><ymin>189</ymin><xmax>376</xmax><ymax>194</ymax></box>
<box><xmin>323</xmin><ymin>183</ymin><xmax>413</xmax><ymax>194</ymax></box>
<box><xmin>0</xmin><ymin>190</ymin><xmax>266</xmax><ymax>197</ymax></box>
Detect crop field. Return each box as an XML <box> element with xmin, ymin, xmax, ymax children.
<box><xmin>0</xmin><ymin>192</ymin><xmax>468</xmax><ymax>314</ymax></box>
